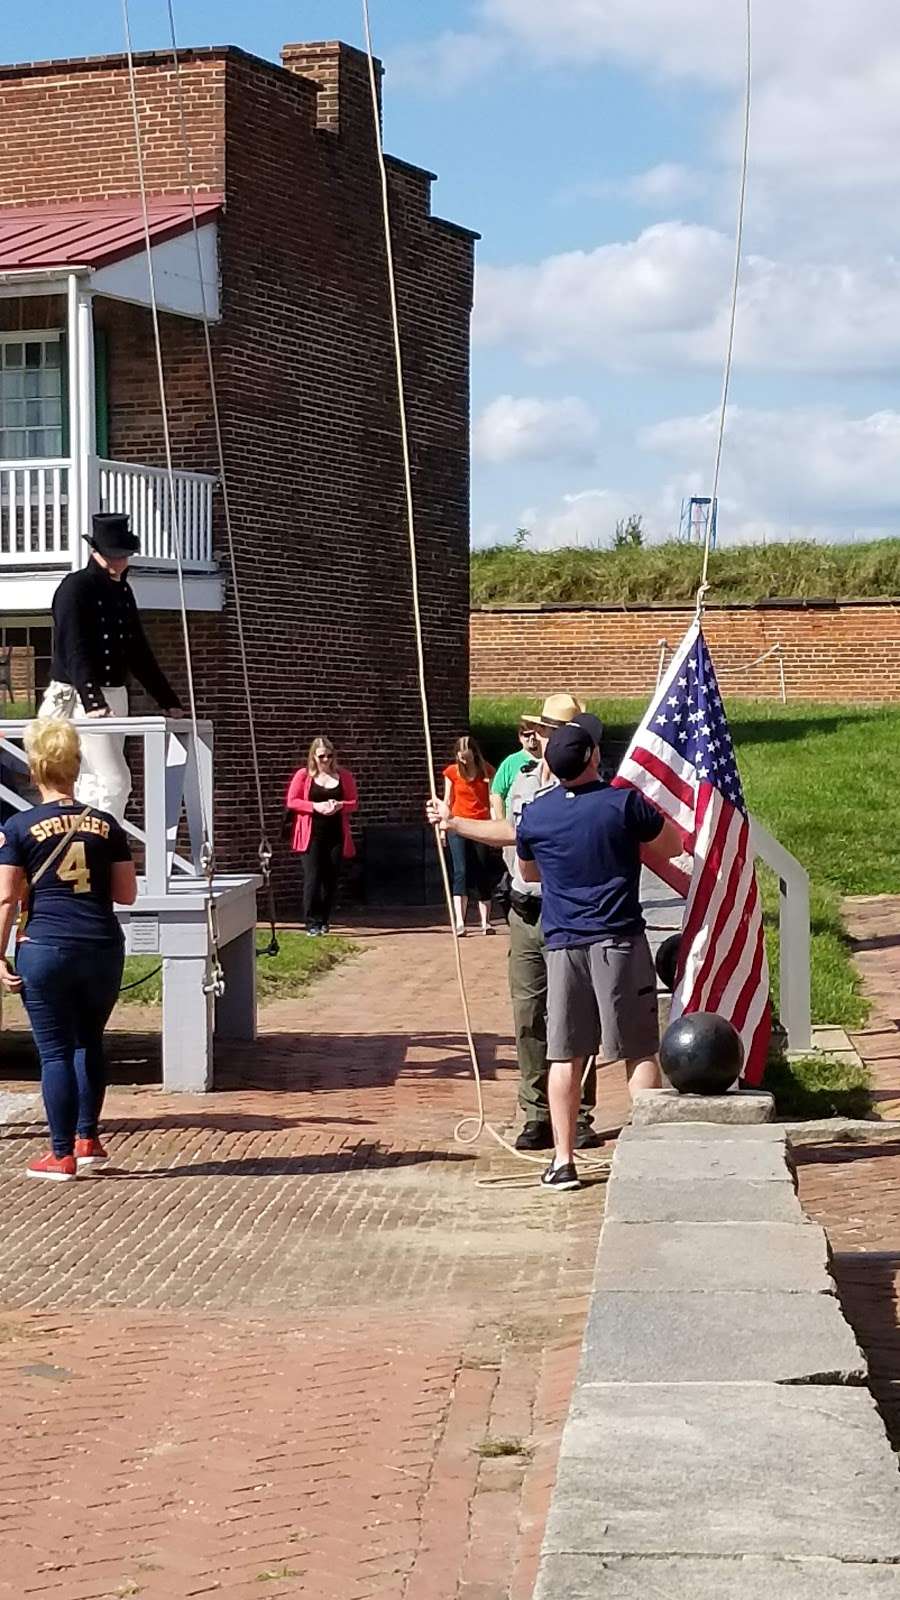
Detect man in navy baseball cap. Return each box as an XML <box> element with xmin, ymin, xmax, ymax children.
<box><xmin>544</xmin><ymin>721</ymin><xmax>596</xmax><ymax>784</ymax></box>
<box><xmin>516</xmin><ymin>713</ymin><xmax>682</xmax><ymax>1192</ymax></box>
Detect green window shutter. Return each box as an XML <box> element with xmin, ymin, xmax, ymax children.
<box><xmin>94</xmin><ymin>327</ymin><xmax>109</xmax><ymax>459</ymax></box>
<box><xmin>60</xmin><ymin>332</ymin><xmax>69</xmax><ymax>457</ymax></box>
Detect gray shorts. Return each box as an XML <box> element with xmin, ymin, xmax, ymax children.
<box><xmin>545</xmin><ymin>933</ymin><xmax>660</xmax><ymax>1063</ymax></box>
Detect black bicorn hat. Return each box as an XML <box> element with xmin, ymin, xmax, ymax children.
<box><xmin>86</xmin><ymin>512</ymin><xmax>140</xmax><ymax>559</ymax></box>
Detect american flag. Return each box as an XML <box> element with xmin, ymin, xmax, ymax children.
<box><xmin>614</xmin><ymin>623</ymin><xmax>771</xmax><ymax>1085</ymax></box>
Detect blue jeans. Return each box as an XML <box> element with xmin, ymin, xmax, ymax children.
<box><xmin>447</xmin><ymin>831</ymin><xmax>498</xmax><ymax>902</ymax></box>
<box><xmin>17</xmin><ymin>940</ymin><xmax>124</xmax><ymax>1157</ymax></box>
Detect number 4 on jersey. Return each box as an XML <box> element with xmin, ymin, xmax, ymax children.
<box><xmin>57</xmin><ymin>840</ymin><xmax>91</xmax><ymax>895</ymax></box>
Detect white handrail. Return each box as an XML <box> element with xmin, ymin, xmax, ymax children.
<box><xmin>749</xmin><ymin>814</ymin><xmax>812</xmax><ymax>1053</ymax></box>
<box><xmin>0</xmin><ymin>716</ymin><xmax>214</xmax><ymax>895</ymax></box>
<box><xmin>0</xmin><ymin>457</ymin><xmax>217</xmax><ymax>569</ymax></box>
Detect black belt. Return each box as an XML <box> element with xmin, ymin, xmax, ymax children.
<box><xmin>509</xmin><ymin>890</ymin><xmax>542</xmax><ymax>926</ymax></box>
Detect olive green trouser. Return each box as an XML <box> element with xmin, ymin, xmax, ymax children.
<box><xmin>507</xmin><ymin>904</ymin><xmax>596</xmax><ymax>1120</ymax></box>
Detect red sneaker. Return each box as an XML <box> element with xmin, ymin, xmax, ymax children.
<box><xmin>26</xmin><ymin>1151</ymin><xmax>77</xmax><ymax>1182</ymax></box>
<box><xmin>74</xmin><ymin>1137</ymin><xmax>109</xmax><ymax>1170</ymax></box>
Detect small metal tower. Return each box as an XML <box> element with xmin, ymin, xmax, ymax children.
<box><xmin>679</xmin><ymin>496</ymin><xmax>718</xmax><ymax>547</ymax></box>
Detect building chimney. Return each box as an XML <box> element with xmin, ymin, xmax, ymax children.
<box><xmin>280</xmin><ymin>41</ymin><xmax>383</xmax><ymax>138</ymax></box>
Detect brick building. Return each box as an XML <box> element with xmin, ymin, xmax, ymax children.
<box><xmin>0</xmin><ymin>41</ymin><xmax>477</xmax><ymax>903</ymax></box>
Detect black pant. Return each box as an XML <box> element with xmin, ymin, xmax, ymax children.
<box><xmin>303</xmin><ymin>832</ymin><xmax>342</xmax><ymax>929</ymax></box>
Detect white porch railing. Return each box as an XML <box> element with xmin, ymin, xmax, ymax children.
<box><xmin>97</xmin><ymin>458</ymin><xmax>215</xmax><ymax>567</ymax></box>
<box><xmin>0</xmin><ymin>460</ymin><xmax>71</xmax><ymax>564</ymax></box>
<box><xmin>0</xmin><ymin>457</ymin><xmax>216</xmax><ymax>568</ymax></box>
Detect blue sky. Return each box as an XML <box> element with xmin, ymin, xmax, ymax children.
<box><xmin>10</xmin><ymin>1</ymin><xmax>900</xmax><ymax>548</ymax></box>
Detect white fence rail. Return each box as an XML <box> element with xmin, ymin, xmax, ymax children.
<box><xmin>0</xmin><ymin>460</ymin><xmax>71</xmax><ymax>564</ymax></box>
<box><xmin>97</xmin><ymin>458</ymin><xmax>215</xmax><ymax>567</ymax></box>
<box><xmin>0</xmin><ymin>457</ymin><xmax>216</xmax><ymax>568</ymax></box>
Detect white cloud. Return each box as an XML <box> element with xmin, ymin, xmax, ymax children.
<box><xmin>475</xmin><ymin>222</ymin><xmax>900</xmax><ymax>375</ymax></box>
<box><xmin>513</xmin><ymin>488</ymin><xmax>658</xmax><ymax>550</ymax></box>
<box><xmin>481</xmin><ymin>405</ymin><xmax>900</xmax><ymax>552</ymax></box>
<box><xmin>476</xmin><ymin>223</ymin><xmax>727</xmax><ymax>365</ymax></box>
<box><xmin>560</xmin><ymin>163</ymin><xmax>703</xmax><ymax>207</ymax></box>
<box><xmin>389</xmin><ymin>29</ymin><xmax>506</xmax><ymax>95</ymax></box>
<box><xmin>474</xmin><ymin>394</ymin><xmax>598</xmax><ymax>464</ymax></box>
<box><xmin>626</xmin><ymin>163</ymin><xmax>702</xmax><ymax>205</ymax></box>
<box><xmin>644</xmin><ymin>406</ymin><xmax>900</xmax><ymax>524</ymax></box>
<box><xmin>481</xmin><ymin>0</ymin><xmax>746</xmax><ymax>80</ymax></box>
<box><xmin>404</xmin><ymin>3</ymin><xmax>900</xmax><ymax>216</ymax></box>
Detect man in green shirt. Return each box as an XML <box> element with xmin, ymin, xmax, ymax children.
<box><xmin>490</xmin><ymin>720</ymin><xmax>542</xmax><ymax>820</ymax></box>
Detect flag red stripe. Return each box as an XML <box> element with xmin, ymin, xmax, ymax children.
<box><xmin>698</xmin><ymin>883</ymin><xmax>758</xmax><ymax>1017</ymax></box>
<box><xmin>641</xmin><ymin>851</ymin><xmax>692</xmax><ymax>899</ymax></box>
<box><xmin>686</xmin><ymin>815</ymin><xmax>751</xmax><ymax>1007</ymax></box>
<box><xmin>730</xmin><ymin>901</ymin><xmax>767</xmax><ymax>1036</ymax></box>
<box><xmin>622</xmin><ymin>747</ymin><xmax>695</xmax><ymax>811</ymax></box>
<box><xmin>673</xmin><ymin>789</ymin><xmax>723</xmax><ymax>977</ymax></box>
<box><xmin>744</xmin><ymin>1002</ymin><xmax>772</xmax><ymax>1086</ymax></box>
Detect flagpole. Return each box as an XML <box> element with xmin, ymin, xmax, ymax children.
<box><xmin>695</xmin><ymin>0</ymin><xmax>752</xmax><ymax>624</ymax></box>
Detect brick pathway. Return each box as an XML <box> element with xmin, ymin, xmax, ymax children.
<box><xmin>842</xmin><ymin>894</ymin><xmax>900</xmax><ymax>1117</ymax></box>
<box><xmin>797</xmin><ymin>892</ymin><xmax>900</xmax><ymax>1451</ymax></box>
<box><xmin>0</xmin><ymin>916</ymin><xmax>628</xmax><ymax>1599</ymax></box>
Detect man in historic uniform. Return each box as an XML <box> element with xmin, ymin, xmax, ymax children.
<box><xmin>40</xmin><ymin>512</ymin><xmax>182</xmax><ymax>821</ymax></box>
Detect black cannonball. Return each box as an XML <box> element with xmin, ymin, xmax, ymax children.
<box><xmin>654</xmin><ymin>933</ymin><xmax>682</xmax><ymax>993</ymax></box>
<box><xmin>660</xmin><ymin>1011</ymin><xmax>745</xmax><ymax>1095</ymax></box>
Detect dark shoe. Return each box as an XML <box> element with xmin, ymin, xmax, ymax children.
<box><xmin>540</xmin><ymin>1161</ymin><xmax>581</xmax><ymax>1192</ymax></box>
<box><xmin>306</xmin><ymin>925</ymin><xmax>322</xmax><ymax>938</ymax></box>
<box><xmin>321</xmin><ymin>923</ymin><xmax>331</xmax><ymax>935</ymax></box>
<box><xmin>515</xmin><ymin>1120</ymin><xmax>554</xmax><ymax>1152</ymax></box>
<box><xmin>575</xmin><ymin>1120</ymin><xmax>602</xmax><ymax>1150</ymax></box>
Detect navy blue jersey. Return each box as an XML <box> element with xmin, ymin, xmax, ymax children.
<box><xmin>0</xmin><ymin>802</ymin><xmax>130</xmax><ymax>944</ymax></box>
<box><xmin>516</xmin><ymin>781</ymin><xmax>664</xmax><ymax>949</ymax></box>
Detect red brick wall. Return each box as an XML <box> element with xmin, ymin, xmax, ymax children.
<box><xmin>96</xmin><ymin>300</ymin><xmax>214</xmax><ymax>475</ymax></box>
<box><xmin>0</xmin><ymin>44</ymin><xmax>475</xmax><ymax>902</ymax></box>
<box><xmin>0</xmin><ymin>52</ymin><xmax>224</xmax><ymax>201</ymax></box>
<box><xmin>470</xmin><ymin>603</ymin><xmax>900</xmax><ymax>704</ymax></box>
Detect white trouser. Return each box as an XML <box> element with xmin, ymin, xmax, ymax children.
<box><xmin>39</xmin><ymin>681</ymin><xmax>131</xmax><ymax>822</ymax></box>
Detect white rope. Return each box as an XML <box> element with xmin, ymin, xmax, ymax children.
<box><xmin>655</xmin><ymin>638</ymin><xmax>669</xmax><ymax>688</ymax></box>
<box><xmin>734</xmin><ymin>641</ymin><xmax>782</xmax><ymax>674</ymax></box>
<box><xmin>163</xmin><ymin>0</ymin><xmax>274</xmax><ymax>903</ymax></box>
<box><xmin>695</xmin><ymin>0</ymin><xmax>753</xmax><ymax>619</ymax></box>
<box><xmin>360</xmin><ymin>0</ymin><xmax>610</xmax><ymax>1179</ymax></box>
<box><xmin>121</xmin><ymin>0</ymin><xmax>223</xmax><ymax>994</ymax></box>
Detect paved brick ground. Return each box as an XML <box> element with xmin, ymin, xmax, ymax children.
<box><xmin>843</xmin><ymin>895</ymin><xmax>900</xmax><ymax>1118</ymax></box>
<box><xmin>798</xmin><ymin>892</ymin><xmax>900</xmax><ymax>1452</ymax></box>
<box><xmin>0</xmin><ymin>916</ymin><xmax>627</xmax><ymax>1599</ymax></box>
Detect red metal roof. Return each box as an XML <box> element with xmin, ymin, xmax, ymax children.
<box><xmin>0</xmin><ymin>195</ymin><xmax>223</xmax><ymax>271</ymax></box>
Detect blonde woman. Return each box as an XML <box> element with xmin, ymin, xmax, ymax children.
<box><xmin>442</xmin><ymin>735</ymin><xmax>497</xmax><ymax>935</ymax></box>
<box><xmin>286</xmin><ymin>736</ymin><xmax>359</xmax><ymax>936</ymax></box>
<box><xmin>0</xmin><ymin>720</ymin><xmax>137</xmax><ymax>1181</ymax></box>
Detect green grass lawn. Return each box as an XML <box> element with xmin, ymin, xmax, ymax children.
<box><xmin>120</xmin><ymin>930</ymin><xmax>359</xmax><ymax>1007</ymax></box>
<box><xmin>472</xmin><ymin>695</ymin><xmax>900</xmax><ymax>1031</ymax></box>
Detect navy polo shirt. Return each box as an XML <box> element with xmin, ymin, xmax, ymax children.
<box><xmin>516</xmin><ymin>781</ymin><xmax>664</xmax><ymax>949</ymax></box>
<box><xmin>0</xmin><ymin>802</ymin><xmax>131</xmax><ymax>944</ymax></box>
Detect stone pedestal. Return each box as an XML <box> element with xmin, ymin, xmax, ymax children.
<box><xmin>633</xmin><ymin>1086</ymin><xmax>775</xmax><ymax>1126</ymax></box>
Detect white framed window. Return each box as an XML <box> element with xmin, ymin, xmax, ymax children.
<box><xmin>0</xmin><ymin>331</ymin><xmax>63</xmax><ymax>462</ymax></box>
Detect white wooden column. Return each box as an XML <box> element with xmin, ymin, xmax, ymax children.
<box><xmin>66</xmin><ymin>273</ymin><xmax>82</xmax><ymax>568</ymax></box>
<box><xmin>77</xmin><ymin>288</ymin><xmax>97</xmax><ymax>553</ymax></box>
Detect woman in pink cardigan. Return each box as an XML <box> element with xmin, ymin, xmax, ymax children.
<box><xmin>286</xmin><ymin>735</ymin><xmax>359</xmax><ymax>936</ymax></box>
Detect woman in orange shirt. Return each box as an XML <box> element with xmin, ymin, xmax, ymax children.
<box><xmin>442</xmin><ymin>736</ymin><xmax>498</xmax><ymax>935</ymax></box>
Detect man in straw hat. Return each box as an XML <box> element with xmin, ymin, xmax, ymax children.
<box><xmin>40</xmin><ymin>512</ymin><xmax>182</xmax><ymax>821</ymax></box>
<box><xmin>429</xmin><ymin>692</ymin><xmax>602</xmax><ymax>1151</ymax></box>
